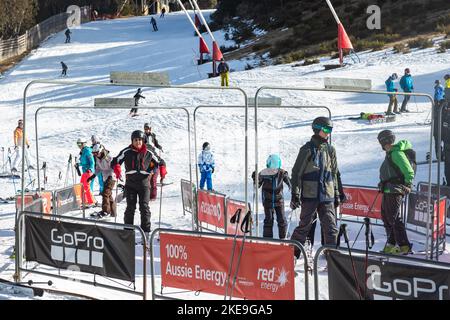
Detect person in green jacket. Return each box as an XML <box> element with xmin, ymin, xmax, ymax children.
<box><xmin>377</xmin><ymin>130</ymin><xmax>414</xmax><ymax>255</ymax></box>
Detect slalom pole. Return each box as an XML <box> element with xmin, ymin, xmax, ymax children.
<box><xmin>175</xmin><ymin>0</ymin><xmax>207</xmax><ymax>39</ymax></box>
<box><xmin>224</xmin><ymin>208</ymin><xmax>241</xmax><ymax>300</ymax></box>
<box><xmin>190</xmin><ymin>0</ymin><xmax>216</xmax><ymax>42</ymax></box>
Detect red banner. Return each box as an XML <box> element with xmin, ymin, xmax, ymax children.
<box><xmin>16</xmin><ymin>192</ymin><xmax>52</xmax><ymax>214</ymax></box>
<box><xmin>341</xmin><ymin>186</ymin><xmax>382</xmax><ymax>219</ymax></box>
<box><xmin>160</xmin><ymin>233</ymin><xmax>295</xmax><ymax>300</ymax></box>
<box><xmin>197</xmin><ymin>190</ymin><xmax>226</xmax><ymax>229</ymax></box>
<box><xmin>226</xmin><ymin>199</ymin><xmax>248</xmax><ymax>236</ymax></box>
<box><xmin>433</xmin><ymin>198</ymin><xmax>446</xmax><ymax>240</ymax></box>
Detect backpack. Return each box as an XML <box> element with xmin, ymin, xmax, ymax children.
<box><xmin>387</xmin><ymin>148</ymin><xmax>417</xmax><ymax>184</ymax></box>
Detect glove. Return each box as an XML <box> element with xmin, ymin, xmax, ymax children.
<box><xmin>27</xmin><ymin>145</ymin><xmax>30</xmax><ymax>149</ymax></box>
<box><xmin>212</xmin><ymin>167</ymin><xmax>215</xmax><ymax>173</ymax></box>
<box><xmin>401</xmin><ymin>184</ymin><xmax>411</xmax><ymax>195</ymax></box>
<box><xmin>377</xmin><ymin>182</ymin><xmax>384</xmax><ymax>193</ymax></box>
<box><xmin>159</xmin><ymin>164</ymin><xmax>167</xmax><ymax>182</ymax></box>
<box><xmin>290</xmin><ymin>194</ymin><xmax>301</xmax><ymax>210</ymax></box>
<box><xmin>87</xmin><ymin>174</ymin><xmax>96</xmax><ymax>183</ymax></box>
<box><xmin>334</xmin><ymin>196</ymin><xmax>341</xmax><ymax>208</ymax></box>
<box><xmin>251</xmin><ymin>171</ymin><xmax>255</xmax><ymax>182</ymax></box>
<box><xmin>339</xmin><ymin>193</ymin><xmax>347</xmax><ymax>204</ymax></box>
<box><xmin>14</xmin><ymin>146</ymin><xmax>18</xmax><ymax>150</ymax></box>
<box><xmin>113</xmin><ymin>164</ymin><xmax>122</xmax><ymax>180</ymax></box>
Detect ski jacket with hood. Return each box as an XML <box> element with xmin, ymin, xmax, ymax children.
<box><xmin>379</xmin><ymin>140</ymin><xmax>415</xmax><ymax>194</ymax></box>
<box><xmin>94</xmin><ymin>150</ymin><xmax>115</xmax><ymax>182</ymax></box>
<box><xmin>291</xmin><ymin>135</ymin><xmax>340</xmax><ymax>203</ymax></box>
<box><xmin>79</xmin><ymin>146</ymin><xmax>95</xmax><ymax>173</ymax></box>
<box><xmin>400</xmin><ymin>74</ymin><xmax>413</xmax><ymax>92</ymax></box>
<box><xmin>435</xmin><ymin>84</ymin><xmax>445</xmax><ymax>101</ymax></box>
<box><xmin>198</xmin><ymin>150</ymin><xmax>215</xmax><ymax>173</ymax></box>
<box><xmin>253</xmin><ymin>168</ymin><xmax>291</xmax><ymax>208</ymax></box>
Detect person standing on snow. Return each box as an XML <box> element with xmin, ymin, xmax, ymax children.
<box><xmin>65</xmin><ymin>28</ymin><xmax>72</xmax><ymax>43</ymax></box>
<box><xmin>60</xmin><ymin>61</ymin><xmax>68</xmax><ymax>77</ymax></box>
<box><xmin>76</xmin><ymin>138</ymin><xmax>96</xmax><ymax>206</ymax></box>
<box><xmin>143</xmin><ymin>123</ymin><xmax>166</xmax><ymax>200</ymax></box>
<box><xmin>433</xmin><ymin>80</ymin><xmax>446</xmax><ymax>160</ymax></box>
<box><xmin>150</xmin><ymin>17</ymin><xmax>158</xmax><ymax>31</ymax></box>
<box><xmin>399</xmin><ymin>68</ymin><xmax>414</xmax><ymax>113</ymax></box>
<box><xmin>11</xmin><ymin>119</ymin><xmax>34</xmax><ymax>172</ymax></box>
<box><xmin>217</xmin><ymin>58</ymin><xmax>229</xmax><ymax>87</ymax></box>
<box><xmin>385</xmin><ymin>73</ymin><xmax>399</xmax><ymax>115</ymax></box>
<box><xmin>444</xmin><ymin>74</ymin><xmax>450</xmax><ymax>89</ymax></box>
<box><xmin>91</xmin><ymin>135</ymin><xmax>105</xmax><ymax>194</ymax></box>
<box><xmin>252</xmin><ymin>154</ymin><xmax>291</xmax><ymax>239</ymax></box>
<box><xmin>289</xmin><ymin>117</ymin><xmax>340</xmax><ymax>258</ymax></box>
<box><xmin>198</xmin><ymin>142</ymin><xmax>215</xmax><ymax>191</ymax></box>
<box><xmin>377</xmin><ymin>130</ymin><xmax>414</xmax><ymax>255</ymax></box>
<box><xmin>160</xmin><ymin>7</ymin><xmax>166</xmax><ymax>18</ymax></box>
<box><xmin>440</xmin><ymin>103</ymin><xmax>450</xmax><ymax>185</ymax></box>
<box><xmin>88</xmin><ymin>144</ymin><xmax>116</xmax><ymax>218</ymax></box>
<box><xmin>111</xmin><ymin>130</ymin><xmax>159</xmax><ymax>238</ymax></box>
<box><xmin>130</xmin><ymin>88</ymin><xmax>145</xmax><ymax>117</ymax></box>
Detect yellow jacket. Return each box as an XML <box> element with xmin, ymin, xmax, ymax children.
<box><xmin>14</xmin><ymin>127</ymin><xmax>29</xmax><ymax>147</ymax></box>
<box><xmin>446</xmin><ymin>78</ymin><xmax>450</xmax><ymax>89</ymax></box>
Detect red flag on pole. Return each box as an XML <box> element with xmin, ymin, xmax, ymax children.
<box><xmin>200</xmin><ymin>37</ymin><xmax>210</xmax><ymax>54</ymax></box>
<box><xmin>194</xmin><ymin>14</ymin><xmax>201</xmax><ymax>28</ymax></box>
<box><xmin>212</xmin><ymin>41</ymin><xmax>223</xmax><ymax>61</ymax></box>
<box><xmin>338</xmin><ymin>23</ymin><xmax>353</xmax><ymax>50</ymax></box>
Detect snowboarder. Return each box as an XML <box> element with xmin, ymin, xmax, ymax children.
<box><xmin>377</xmin><ymin>130</ymin><xmax>414</xmax><ymax>255</ymax></box>
<box><xmin>11</xmin><ymin>119</ymin><xmax>34</xmax><ymax>172</ymax></box>
<box><xmin>441</xmin><ymin>103</ymin><xmax>450</xmax><ymax>184</ymax></box>
<box><xmin>144</xmin><ymin>123</ymin><xmax>165</xmax><ymax>200</ymax></box>
<box><xmin>91</xmin><ymin>135</ymin><xmax>104</xmax><ymax>193</ymax></box>
<box><xmin>252</xmin><ymin>154</ymin><xmax>291</xmax><ymax>239</ymax></box>
<box><xmin>76</xmin><ymin>138</ymin><xmax>96</xmax><ymax>206</ymax></box>
<box><xmin>111</xmin><ymin>130</ymin><xmax>159</xmax><ymax>238</ymax></box>
<box><xmin>129</xmin><ymin>88</ymin><xmax>145</xmax><ymax>117</ymax></box>
<box><xmin>217</xmin><ymin>58</ymin><xmax>229</xmax><ymax>87</ymax></box>
<box><xmin>150</xmin><ymin>17</ymin><xmax>158</xmax><ymax>31</ymax></box>
<box><xmin>64</xmin><ymin>28</ymin><xmax>72</xmax><ymax>43</ymax></box>
<box><xmin>198</xmin><ymin>142</ymin><xmax>215</xmax><ymax>191</ymax></box>
<box><xmin>88</xmin><ymin>144</ymin><xmax>116</xmax><ymax>218</ymax></box>
<box><xmin>433</xmin><ymin>80</ymin><xmax>446</xmax><ymax>159</ymax></box>
<box><xmin>60</xmin><ymin>61</ymin><xmax>68</xmax><ymax>77</ymax></box>
<box><xmin>399</xmin><ymin>68</ymin><xmax>414</xmax><ymax>112</ymax></box>
<box><xmin>385</xmin><ymin>73</ymin><xmax>399</xmax><ymax>115</ymax></box>
<box><xmin>289</xmin><ymin>116</ymin><xmax>340</xmax><ymax>258</ymax></box>
<box><xmin>160</xmin><ymin>7</ymin><xmax>166</xmax><ymax>18</ymax></box>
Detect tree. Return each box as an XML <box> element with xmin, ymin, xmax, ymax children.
<box><xmin>0</xmin><ymin>0</ymin><xmax>37</xmax><ymax>38</ymax></box>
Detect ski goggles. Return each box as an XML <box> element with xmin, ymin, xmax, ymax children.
<box><xmin>313</xmin><ymin>124</ymin><xmax>333</xmax><ymax>134</ymax></box>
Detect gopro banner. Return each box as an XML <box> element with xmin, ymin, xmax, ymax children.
<box><xmin>54</xmin><ymin>184</ymin><xmax>83</xmax><ymax>214</ymax></box>
<box><xmin>407</xmin><ymin>192</ymin><xmax>446</xmax><ymax>239</ymax></box>
<box><xmin>341</xmin><ymin>185</ymin><xmax>382</xmax><ymax>219</ymax></box>
<box><xmin>160</xmin><ymin>233</ymin><xmax>295</xmax><ymax>300</ymax></box>
<box><xmin>25</xmin><ymin>216</ymin><xmax>135</xmax><ymax>281</ymax></box>
<box><xmin>197</xmin><ymin>190</ymin><xmax>226</xmax><ymax>229</ymax></box>
<box><xmin>418</xmin><ymin>183</ymin><xmax>450</xmax><ymax>218</ymax></box>
<box><xmin>327</xmin><ymin>250</ymin><xmax>450</xmax><ymax>300</ymax></box>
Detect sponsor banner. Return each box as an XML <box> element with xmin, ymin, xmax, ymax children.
<box><xmin>327</xmin><ymin>250</ymin><xmax>450</xmax><ymax>300</ymax></box>
<box><xmin>181</xmin><ymin>179</ymin><xmax>195</xmax><ymax>213</ymax></box>
<box><xmin>197</xmin><ymin>190</ymin><xmax>226</xmax><ymax>229</ymax></box>
<box><xmin>54</xmin><ymin>184</ymin><xmax>83</xmax><ymax>214</ymax></box>
<box><xmin>341</xmin><ymin>186</ymin><xmax>382</xmax><ymax>219</ymax></box>
<box><xmin>407</xmin><ymin>192</ymin><xmax>446</xmax><ymax>239</ymax></box>
<box><xmin>25</xmin><ymin>216</ymin><xmax>135</xmax><ymax>281</ymax></box>
<box><xmin>225</xmin><ymin>199</ymin><xmax>248</xmax><ymax>236</ymax></box>
<box><xmin>418</xmin><ymin>183</ymin><xmax>450</xmax><ymax>218</ymax></box>
<box><xmin>160</xmin><ymin>233</ymin><xmax>295</xmax><ymax>300</ymax></box>
<box><xmin>16</xmin><ymin>192</ymin><xmax>52</xmax><ymax>214</ymax></box>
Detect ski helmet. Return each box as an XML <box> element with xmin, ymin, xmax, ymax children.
<box><xmin>377</xmin><ymin>130</ymin><xmax>395</xmax><ymax>146</ymax></box>
<box><xmin>435</xmin><ymin>80</ymin><xmax>440</xmax><ymax>85</ymax></box>
<box><xmin>445</xmin><ymin>74</ymin><xmax>450</xmax><ymax>80</ymax></box>
<box><xmin>131</xmin><ymin>130</ymin><xmax>145</xmax><ymax>141</ymax></box>
<box><xmin>92</xmin><ymin>143</ymin><xmax>103</xmax><ymax>154</ymax></box>
<box><xmin>312</xmin><ymin>116</ymin><xmax>333</xmax><ymax>134</ymax></box>
<box><xmin>391</xmin><ymin>73</ymin><xmax>398</xmax><ymax>80</ymax></box>
<box><xmin>405</xmin><ymin>68</ymin><xmax>410</xmax><ymax>74</ymax></box>
<box><xmin>76</xmin><ymin>138</ymin><xmax>87</xmax><ymax>145</ymax></box>
<box><xmin>202</xmin><ymin>142</ymin><xmax>210</xmax><ymax>150</ymax></box>
<box><xmin>18</xmin><ymin>119</ymin><xmax>23</xmax><ymax>126</ymax></box>
<box><xmin>91</xmin><ymin>135</ymin><xmax>99</xmax><ymax>144</ymax></box>
<box><xmin>266</xmin><ymin>154</ymin><xmax>282</xmax><ymax>169</ymax></box>
<box><xmin>144</xmin><ymin>122</ymin><xmax>150</xmax><ymax>129</ymax></box>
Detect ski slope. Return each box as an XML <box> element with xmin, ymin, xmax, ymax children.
<box><xmin>0</xmin><ymin>10</ymin><xmax>449</xmax><ymax>300</ymax></box>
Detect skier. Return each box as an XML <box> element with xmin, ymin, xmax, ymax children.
<box><xmin>217</xmin><ymin>58</ymin><xmax>229</xmax><ymax>87</ymax></box>
<box><xmin>197</xmin><ymin>142</ymin><xmax>215</xmax><ymax>191</ymax></box>
<box><xmin>252</xmin><ymin>154</ymin><xmax>291</xmax><ymax>239</ymax></box>
<box><xmin>111</xmin><ymin>130</ymin><xmax>159</xmax><ymax>238</ymax></box>
<box><xmin>88</xmin><ymin>144</ymin><xmax>116</xmax><ymax>218</ymax></box>
<box><xmin>385</xmin><ymin>73</ymin><xmax>399</xmax><ymax>115</ymax></box>
<box><xmin>399</xmin><ymin>68</ymin><xmax>414</xmax><ymax>112</ymax></box>
<box><xmin>143</xmin><ymin>123</ymin><xmax>165</xmax><ymax>200</ymax></box>
<box><xmin>60</xmin><ymin>61</ymin><xmax>68</xmax><ymax>77</ymax></box>
<box><xmin>160</xmin><ymin>7</ymin><xmax>166</xmax><ymax>18</ymax></box>
<box><xmin>129</xmin><ymin>88</ymin><xmax>145</xmax><ymax>117</ymax></box>
<box><xmin>76</xmin><ymin>138</ymin><xmax>96</xmax><ymax>206</ymax></box>
<box><xmin>11</xmin><ymin>119</ymin><xmax>34</xmax><ymax>172</ymax></box>
<box><xmin>289</xmin><ymin>117</ymin><xmax>340</xmax><ymax>258</ymax></box>
<box><xmin>377</xmin><ymin>130</ymin><xmax>414</xmax><ymax>254</ymax></box>
<box><xmin>441</xmin><ymin>103</ymin><xmax>450</xmax><ymax>185</ymax></box>
<box><xmin>64</xmin><ymin>28</ymin><xmax>72</xmax><ymax>43</ymax></box>
<box><xmin>150</xmin><ymin>17</ymin><xmax>158</xmax><ymax>31</ymax></box>
<box><xmin>91</xmin><ymin>135</ymin><xmax>104</xmax><ymax>193</ymax></box>
<box><xmin>348</xmin><ymin>112</ymin><xmax>385</xmax><ymax>121</ymax></box>
<box><xmin>433</xmin><ymin>80</ymin><xmax>446</xmax><ymax>159</ymax></box>
<box><xmin>445</xmin><ymin>74</ymin><xmax>450</xmax><ymax>89</ymax></box>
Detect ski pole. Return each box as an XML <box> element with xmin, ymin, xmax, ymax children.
<box><xmin>351</xmin><ymin>191</ymin><xmax>380</xmax><ymax>248</ymax></box>
<box><xmin>158</xmin><ymin>180</ymin><xmax>164</xmax><ymax>231</ymax></box>
<box><xmin>224</xmin><ymin>208</ymin><xmax>241</xmax><ymax>300</ymax></box>
<box><xmin>340</xmin><ymin>223</ymin><xmax>363</xmax><ymax>300</ymax></box>
<box><xmin>363</xmin><ymin>217</ymin><xmax>374</xmax><ymax>298</ymax></box>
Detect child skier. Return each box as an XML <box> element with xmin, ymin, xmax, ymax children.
<box><xmin>197</xmin><ymin>142</ymin><xmax>215</xmax><ymax>190</ymax></box>
<box><xmin>252</xmin><ymin>154</ymin><xmax>291</xmax><ymax>239</ymax></box>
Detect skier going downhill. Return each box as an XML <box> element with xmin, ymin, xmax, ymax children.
<box><xmin>130</xmin><ymin>88</ymin><xmax>145</xmax><ymax>117</ymax></box>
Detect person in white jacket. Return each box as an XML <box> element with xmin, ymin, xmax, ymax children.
<box><xmin>197</xmin><ymin>142</ymin><xmax>215</xmax><ymax>190</ymax></box>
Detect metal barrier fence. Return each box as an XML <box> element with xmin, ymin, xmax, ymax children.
<box><xmin>16</xmin><ymin>211</ymin><xmax>147</xmax><ymax>299</ymax></box>
<box><xmin>149</xmin><ymin>228</ymin><xmax>310</xmax><ymax>300</ymax></box>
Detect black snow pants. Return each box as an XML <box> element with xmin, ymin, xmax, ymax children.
<box><xmin>444</xmin><ymin>144</ymin><xmax>450</xmax><ymax>185</ymax></box>
<box><xmin>124</xmin><ymin>178</ymin><xmax>151</xmax><ymax>232</ymax></box>
<box><xmin>263</xmin><ymin>205</ymin><xmax>287</xmax><ymax>239</ymax></box>
<box><xmin>381</xmin><ymin>193</ymin><xmax>410</xmax><ymax>247</ymax></box>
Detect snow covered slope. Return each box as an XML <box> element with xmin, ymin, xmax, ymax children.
<box><xmin>0</xmin><ymin>10</ymin><xmax>449</xmax><ymax>299</ymax></box>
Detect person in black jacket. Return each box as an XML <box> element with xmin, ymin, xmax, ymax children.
<box><xmin>441</xmin><ymin>101</ymin><xmax>450</xmax><ymax>185</ymax></box>
<box><xmin>217</xmin><ymin>58</ymin><xmax>229</xmax><ymax>87</ymax></box>
<box><xmin>60</xmin><ymin>61</ymin><xmax>68</xmax><ymax>77</ymax></box>
<box><xmin>252</xmin><ymin>154</ymin><xmax>291</xmax><ymax>239</ymax></box>
<box><xmin>130</xmin><ymin>88</ymin><xmax>145</xmax><ymax>117</ymax></box>
<box><xmin>111</xmin><ymin>130</ymin><xmax>159</xmax><ymax>237</ymax></box>
<box><xmin>65</xmin><ymin>28</ymin><xmax>72</xmax><ymax>43</ymax></box>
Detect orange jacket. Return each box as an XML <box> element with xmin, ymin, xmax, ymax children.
<box><xmin>14</xmin><ymin>127</ymin><xmax>29</xmax><ymax>147</ymax></box>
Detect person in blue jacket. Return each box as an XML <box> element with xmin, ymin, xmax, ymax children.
<box><xmin>385</xmin><ymin>73</ymin><xmax>399</xmax><ymax>115</ymax></box>
<box><xmin>433</xmin><ymin>80</ymin><xmax>446</xmax><ymax>159</ymax></box>
<box><xmin>76</xmin><ymin>138</ymin><xmax>96</xmax><ymax>205</ymax></box>
<box><xmin>399</xmin><ymin>68</ymin><xmax>414</xmax><ymax>112</ymax></box>
<box><xmin>197</xmin><ymin>142</ymin><xmax>215</xmax><ymax>190</ymax></box>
